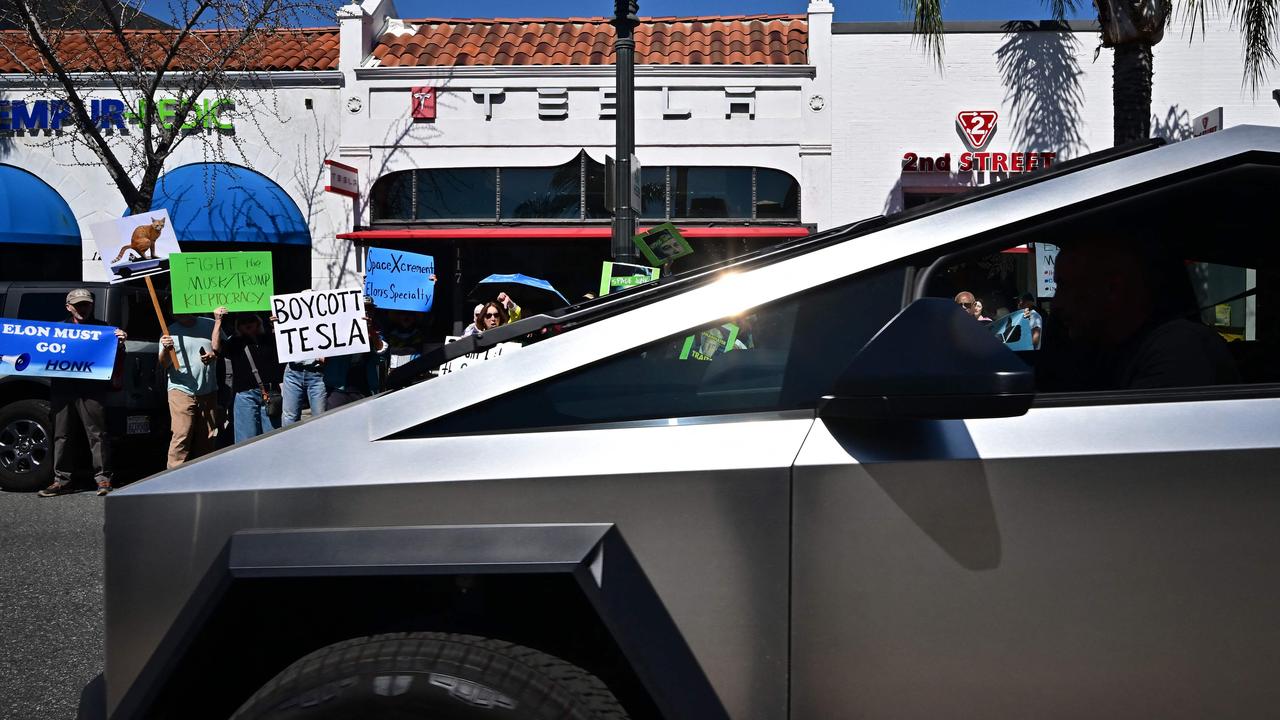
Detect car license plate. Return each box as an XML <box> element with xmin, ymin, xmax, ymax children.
<box><xmin>127</xmin><ymin>415</ymin><xmax>151</xmax><ymax>435</ymax></box>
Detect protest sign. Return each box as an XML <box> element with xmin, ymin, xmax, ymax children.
<box><xmin>0</xmin><ymin>319</ymin><xmax>118</xmax><ymax>381</ymax></box>
<box><xmin>633</xmin><ymin>223</ymin><xmax>693</xmax><ymax>267</ymax></box>
<box><xmin>271</xmin><ymin>288</ymin><xmax>369</xmax><ymax>363</ymax></box>
<box><xmin>364</xmin><ymin>247</ymin><xmax>435</xmax><ymax>312</ymax></box>
<box><xmin>678</xmin><ymin>323</ymin><xmax>740</xmax><ymax>361</ymax></box>
<box><xmin>437</xmin><ymin>335</ymin><xmax>522</xmax><ymax>375</ymax></box>
<box><xmin>1034</xmin><ymin>243</ymin><xmax>1058</xmax><ymax>298</ymax></box>
<box><xmin>599</xmin><ymin>261</ymin><xmax>660</xmax><ymax>296</ymax></box>
<box><xmin>90</xmin><ymin>209</ymin><xmax>182</xmax><ymax>284</ymax></box>
<box><xmin>170</xmin><ymin>251</ymin><xmax>274</xmax><ymax>314</ymax></box>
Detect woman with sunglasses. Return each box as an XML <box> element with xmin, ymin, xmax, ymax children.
<box><xmin>478</xmin><ymin>302</ymin><xmax>508</xmax><ymax>330</ymax></box>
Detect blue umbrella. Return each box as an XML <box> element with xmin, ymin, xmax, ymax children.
<box><xmin>470</xmin><ymin>273</ymin><xmax>569</xmax><ymax>315</ymax></box>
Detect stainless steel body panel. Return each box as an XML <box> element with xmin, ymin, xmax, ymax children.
<box><xmin>105</xmin><ymin>408</ymin><xmax>812</xmax><ymax>718</ymax></box>
<box><xmin>792</xmin><ymin>397</ymin><xmax>1280</xmax><ymax>718</ymax></box>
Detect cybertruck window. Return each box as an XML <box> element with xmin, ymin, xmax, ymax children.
<box><xmin>917</xmin><ymin>162</ymin><xmax>1280</xmax><ymax>397</ymax></box>
<box><xmin>406</xmin><ymin>267</ymin><xmax>907</xmax><ymax>436</ymax></box>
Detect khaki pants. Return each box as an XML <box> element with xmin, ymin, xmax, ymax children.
<box><xmin>167</xmin><ymin>390</ymin><xmax>220</xmax><ymax>469</ymax></box>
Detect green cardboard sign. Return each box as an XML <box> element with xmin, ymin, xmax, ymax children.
<box><xmin>170</xmin><ymin>251</ymin><xmax>274</xmax><ymax>314</ymax></box>
<box><xmin>633</xmin><ymin>223</ymin><xmax>693</xmax><ymax>267</ymax></box>
<box><xmin>599</xmin><ymin>261</ymin><xmax>660</xmax><ymax>296</ymax></box>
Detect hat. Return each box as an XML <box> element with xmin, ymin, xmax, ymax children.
<box><xmin>65</xmin><ymin>289</ymin><xmax>94</xmax><ymax>305</ymax></box>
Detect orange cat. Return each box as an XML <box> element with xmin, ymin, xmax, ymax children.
<box><xmin>111</xmin><ymin>217</ymin><xmax>165</xmax><ymax>263</ymax></box>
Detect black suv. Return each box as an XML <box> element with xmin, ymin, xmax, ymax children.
<box><xmin>0</xmin><ymin>281</ymin><xmax>170</xmax><ymax>491</ymax></box>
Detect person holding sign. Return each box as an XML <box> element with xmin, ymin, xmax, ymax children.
<box><xmin>212</xmin><ymin>308</ymin><xmax>282</xmax><ymax>443</ymax></box>
<box><xmin>37</xmin><ymin>289</ymin><xmax>127</xmax><ymax>498</ymax></box>
<box><xmin>159</xmin><ymin>313</ymin><xmax>220</xmax><ymax>467</ymax></box>
<box><xmin>322</xmin><ymin>299</ymin><xmax>386</xmax><ymax>410</ymax></box>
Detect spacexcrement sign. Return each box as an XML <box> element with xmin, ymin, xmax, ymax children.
<box><xmin>270</xmin><ymin>288</ymin><xmax>370</xmax><ymax>363</ymax></box>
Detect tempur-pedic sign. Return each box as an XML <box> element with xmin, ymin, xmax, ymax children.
<box><xmin>0</xmin><ymin>97</ymin><xmax>233</xmax><ymax>134</ymax></box>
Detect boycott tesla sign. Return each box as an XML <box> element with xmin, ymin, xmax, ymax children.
<box><xmin>0</xmin><ymin>97</ymin><xmax>233</xmax><ymax>134</ymax></box>
<box><xmin>902</xmin><ymin>111</ymin><xmax>1057</xmax><ymax>174</ymax></box>
<box><xmin>271</xmin><ymin>288</ymin><xmax>370</xmax><ymax>363</ymax></box>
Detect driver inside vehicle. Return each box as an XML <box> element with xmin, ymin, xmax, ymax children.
<box><xmin>1051</xmin><ymin>235</ymin><xmax>1240</xmax><ymax>390</ymax></box>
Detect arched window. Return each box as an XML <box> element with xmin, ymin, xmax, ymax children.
<box><xmin>370</xmin><ymin>155</ymin><xmax>800</xmax><ymax>223</ymax></box>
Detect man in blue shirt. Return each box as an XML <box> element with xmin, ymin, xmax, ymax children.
<box><xmin>159</xmin><ymin>314</ymin><xmax>219</xmax><ymax>467</ymax></box>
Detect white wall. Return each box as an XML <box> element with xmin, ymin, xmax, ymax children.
<box><xmin>829</xmin><ymin>12</ymin><xmax>1280</xmax><ymax>226</ymax></box>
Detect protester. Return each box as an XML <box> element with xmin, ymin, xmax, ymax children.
<box><xmin>462</xmin><ymin>303</ymin><xmax>485</xmax><ymax>336</ymax></box>
<box><xmin>280</xmin><ymin>358</ymin><xmax>326</xmax><ymax>427</ymax></box>
<box><xmin>954</xmin><ymin>291</ymin><xmax>979</xmax><ymax>318</ymax></box>
<box><xmin>478</xmin><ymin>301</ymin><xmax>508</xmax><ymax>330</ymax></box>
<box><xmin>212</xmin><ymin>308</ymin><xmax>282</xmax><ymax>442</ymax></box>
<box><xmin>1017</xmin><ymin>293</ymin><xmax>1044</xmax><ymax>349</ymax></box>
<box><xmin>38</xmin><ymin>289</ymin><xmax>126</xmax><ymax>497</ymax></box>
<box><xmin>323</xmin><ymin>300</ymin><xmax>386</xmax><ymax>410</ymax></box>
<box><xmin>159</xmin><ymin>312</ymin><xmax>220</xmax><ymax>467</ymax></box>
<box><xmin>974</xmin><ymin>300</ymin><xmax>993</xmax><ymax>326</ymax></box>
<box><xmin>384</xmin><ymin>309</ymin><xmax>430</xmax><ymax>368</ymax></box>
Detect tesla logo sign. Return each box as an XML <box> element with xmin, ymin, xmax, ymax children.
<box><xmin>412</xmin><ymin>87</ymin><xmax>436</xmax><ymax>120</ymax></box>
<box><xmin>957</xmin><ymin>110</ymin><xmax>998</xmax><ymax>149</ymax></box>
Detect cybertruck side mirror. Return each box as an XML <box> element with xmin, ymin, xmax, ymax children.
<box><xmin>818</xmin><ymin>298</ymin><xmax>1035</xmax><ymax>420</ymax></box>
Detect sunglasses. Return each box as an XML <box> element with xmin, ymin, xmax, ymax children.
<box><xmin>957</xmin><ymin>301</ymin><xmax>975</xmax><ymax>308</ymax></box>
<box><xmin>483</xmin><ymin>312</ymin><xmax>501</xmax><ymax>319</ymax></box>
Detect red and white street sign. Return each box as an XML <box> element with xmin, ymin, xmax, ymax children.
<box><xmin>324</xmin><ymin>159</ymin><xmax>358</xmax><ymax>199</ymax></box>
<box><xmin>956</xmin><ymin>110</ymin><xmax>999</xmax><ymax>150</ymax></box>
<box><xmin>1192</xmin><ymin>107</ymin><xmax>1223</xmax><ymax>137</ymax></box>
<box><xmin>411</xmin><ymin>86</ymin><xmax>437</xmax><ymax>120</ymax></box>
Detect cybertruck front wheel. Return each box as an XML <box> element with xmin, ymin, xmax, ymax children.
<box><xmin>231</xmin><ymin>632</ymin><xmax>629</xmax><ymax>720</ymax></box>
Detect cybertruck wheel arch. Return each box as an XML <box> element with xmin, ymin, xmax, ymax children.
<box><xmin>111</xmin><ymin>524</ymin><xmax>728</xmax><ymax>720</ymax></box>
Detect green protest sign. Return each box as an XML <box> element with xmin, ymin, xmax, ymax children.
<box><xmin>599</xmin><ymin>261</ymin><xmax>660</xmax><ymax>296</ymax></box>
<box><xmin>633</xmin><ymin>223</ymin><xmax>693</xmax><ymax>267</ymax></box>
<box><xmin>169</xmin><ymin>251</ymin><xmax>274</xmax><ymax>314</ymax></box>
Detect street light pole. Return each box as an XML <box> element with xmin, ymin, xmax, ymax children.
<box><xmin>611</xmin><ymin>0</ymin><xmax>639</xmax><ymax>261</ymax></box>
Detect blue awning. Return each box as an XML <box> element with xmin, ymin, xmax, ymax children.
<box><xmin>133</xmin><ymin>163</ymin><xmax>310</xmax><ymax>246</ymax></box>
<box><xmin>0</xmin><ymin>165</ymin><xmax>81</xmax><ymax>246</ymax></box>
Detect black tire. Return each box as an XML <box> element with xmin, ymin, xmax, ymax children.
<box><xmin>231</xmin><ymin>632</ymin><xmax>630</xmax><ymax>720</ymax></box>
<box><xmin>0</xmin><ymin>399</ymin><xmax>53</xmax><ymax>492</ymax></box>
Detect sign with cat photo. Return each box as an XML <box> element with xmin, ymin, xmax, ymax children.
<box><xmin>90</xmin><ymin>209</ymin><xmax>183</xmax><ymax>284</ymax></box>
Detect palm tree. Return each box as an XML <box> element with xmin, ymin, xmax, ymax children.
<box><xmin>904</xmin><ymin>0</ymin><xmax>1279</xmax><ymax>145</ymax></box>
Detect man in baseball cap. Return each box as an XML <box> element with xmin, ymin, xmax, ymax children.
<box><xmin>38</xmin><ymin>289</ymin><xmax>127</xmax><ymax>497</ymax></box>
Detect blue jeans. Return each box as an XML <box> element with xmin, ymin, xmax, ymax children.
<box><xmin>233</xmin><ymin>389</ymin><xmax>278</xmax><ymax>443</ymax></box>
<box><xmin>281</xmin><ymin>366</ymin><xmax>326</xmax><ymax>426</ymax></box>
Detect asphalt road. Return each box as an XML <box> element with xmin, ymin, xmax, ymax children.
<box><xmin>0</xmin><ymin>489</ymin><xmax>104</xmax><ymax>720</ymax></box>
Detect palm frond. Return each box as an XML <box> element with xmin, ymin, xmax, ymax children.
<box><xmin>902</xmin><ymin>0</ymin><xmax>946</xmax><ymax>69</ymax></box>
<box><xmin>1231</xmin><ymin>0</ymin><xmax>1280</xmax><ymax>93</ymax></box>
<box><xmin>1044</xmin><ymin>0</ymin><xmax>1081</xmax><ymax>22</ymax></box>
<box><xmin>1181</xmin><ymin>0</ymin><xmax>1220</xmax><ymax>40</ymax></box>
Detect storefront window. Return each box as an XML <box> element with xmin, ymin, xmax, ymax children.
<box><xmin>672</xmin><ymin>167</ymin><xmax>753</xmax><ymax>219</ymax></box>
<box><xmin>417</xmin><ymin>169</ymin><xmax>496</xmax><ymax>220</ymax></box>
<box><xmin>370</xmin><ymin>156</ymin><xmax>799</xmax><ymax>224</ymax></box>
<box><xmin>640</xmin><ymin>167</ymin><xmax>666</xmax><ymax>220</ymax></box>
<box><xmin>755</xmin><ymin>168</ymin><xmax>800</xmax><ymax>220</ymax></box>
<box><xmin>500</xmin><ymin>163</ymin><xmax>581</xmax><ymax>220</ymax></box>
<box><xmin>371</xmin><ymin>172</ymin><xmax>414</xmax><ymax>221</ymax></box>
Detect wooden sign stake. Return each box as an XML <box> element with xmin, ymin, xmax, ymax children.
<box><xmin>144</xmin><ymin>274</ymin><xmax>179</xmax><ymax>370</ymax></box>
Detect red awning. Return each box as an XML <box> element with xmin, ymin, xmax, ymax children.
<box><xmin>336</xmin><ymin>226</ymin><xmax>811</xmax><ymax>241</ymax></box>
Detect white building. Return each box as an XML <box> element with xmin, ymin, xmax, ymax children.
<box><xmin>0</xmin><ymin>1</ymin><xmax>1275</xmax><ymax>332</ymax></box>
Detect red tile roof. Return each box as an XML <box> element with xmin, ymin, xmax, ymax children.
<box><xmin>0</xmin><ymin>27</ymin><xmax>338</xmax><ymax>73</ymax></box>
<box><xmin>372</xmin><ymin>15</ymin><xmax>808</xmax><ymax>67</ymax></box>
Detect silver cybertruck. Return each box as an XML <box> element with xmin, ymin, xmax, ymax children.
<box><xmin>94</xmin><ymin>126</ymin><xmax>1280</xmax><ymax>720</ymax></box>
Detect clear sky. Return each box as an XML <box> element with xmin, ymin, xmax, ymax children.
<box><xmin>390</xmin><ymin>0</ymin><xmax>1096</xmax><ymax>22</ymax></box>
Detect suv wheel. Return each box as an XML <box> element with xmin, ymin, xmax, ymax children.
<box><xmin>231</xmin><ymin>632</ymin><xmax>629</xmax><ymax>720</ymax></box>
<box><xmin>0</xmin><ymin>399</ymin><xmax>53</xmax><ymax>492</ymax></box>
